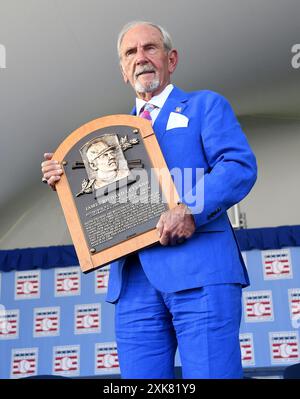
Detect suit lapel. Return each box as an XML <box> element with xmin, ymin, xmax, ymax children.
<box><xmin>153</xmin><ymin>86</ymin><xmax>189</xmax><ymax>141</ymax></box>
<box><xmin>130</xmin><ymin>86</ymin><xmax>189</xmax><ymax>141</ymax></box>
<box><xmin>130</xmin><ymin>106</ymin><xmax>137</xmax><ymax>116</ymax></box>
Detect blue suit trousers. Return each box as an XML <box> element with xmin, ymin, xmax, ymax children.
<box><xmin>114</xmin><ymin>255</ymin><xmax>243</xmax><ymax>379</ymax></box>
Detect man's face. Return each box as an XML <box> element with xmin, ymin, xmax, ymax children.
<box><xmin>87</xmin><ymin>145</ymin><xmax>117</xmax><ymax>173</ymax></box>
<box><xmin>97</xmin><ymin>149</ymin><xmax>117</xmax><ymax>172</ymax></box>
<box><xmin>119</xmin><ymin>24</ymin><xmax>178</xmax><ymax>98</ymax></box>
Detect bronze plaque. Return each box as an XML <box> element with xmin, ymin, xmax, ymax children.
<box><xmin>53</xmin><ymin>115</ymin><xmax>179</xmax><ymax>273</ymax></box>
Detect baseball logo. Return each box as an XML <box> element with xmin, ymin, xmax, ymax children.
<box><xmin>55</xmin><ymin>267</ymin><xmax>80</xmax><ymax>297</ymax></box>
<box><xmin>288</xmin><ymin>289</ymin><xmax>300</xmax><ymax>328</ymax></box>
<box><xmin>262</xmin><ymin>250</ymin><xmax>292</xmax><ymax>280</ymax></box>
<box><xmin>53</xmin><ymin>345</ymin><xmax>80</xmax><ymax>376</ymax></box>
<box><xmin>75</xmin><ymin>304</ymin><xmax>101</xmax><ymax>334</ymax></box>
<box><xmin>11</xmin><ymin>348</ymin><xmax>38</xmax><ymax>378</ymax></box>
<box><xmin>240</xmin><ymin>333</ymin><xmax>255</xmax><ymax>366</ymax></box>
<box><xmin>270</xmin><ymin>331</ymin><xmax>299</xmax><ymax>364</ymax></box>
<box><xmin>95</xmin><ymin>266</ymin><xmax>110</xmax><ymax>294</ymax></box>
<box><xmin>95</xmin><ymin>342</ymin><xmax>119</xmax><ymax>374</ymax></box>
<box><xmin>0</xmin><ymin>309</ymin><xmax>19</xmax><ymax>340</ymax></box>
<box><xmin>15</xmin><ymin>271</ymin><xmax>40</xmax><ymax>300</ymax></box>
<box><xmin>244</xmin><ymin>290</ymin><xmax>274</xmax><ymax>322</ymax></box>
<box><xmin>34</xmin><ymin>307</ymin><xmax>60</xmax><ymax>337</ymax></box>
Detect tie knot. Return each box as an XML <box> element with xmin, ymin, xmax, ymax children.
<box><xmin>139</xmin><ymin>103</ymin><xmax>156</xmax><ymax>121</ymax></box>
<box><xmin>143</xmin><ymin>103</ymin><xmax>155</xmax><ymax>112</ymax></box>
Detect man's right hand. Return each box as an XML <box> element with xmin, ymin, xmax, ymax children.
<box><xmin>41</xmin><ymin>153</ymin><xmax>64</xmax><ymax>191</ymax></box>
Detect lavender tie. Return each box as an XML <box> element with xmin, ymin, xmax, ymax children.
<box><xmin>139</xmin><ymin>103</ymin><xmax>156</xmax><ymax>121</ymax></box>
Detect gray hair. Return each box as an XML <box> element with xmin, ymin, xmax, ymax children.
<box><xmin>117</xmin><ymin>20</ymin><xmax>173</xmax><ymax>59</ymax></box>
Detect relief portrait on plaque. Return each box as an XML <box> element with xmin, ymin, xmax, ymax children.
<box><xmin>77</xmin><ymin>133</ymin><xmax>139</xmax><ymax>196</ymax></box>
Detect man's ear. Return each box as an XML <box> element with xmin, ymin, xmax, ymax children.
<box><xmin>168</xmin><ymin>49</ymin><xmax>178</xmax><ymax>74</ymax></box>
<box><xmin>120</xmin><ymin>64</ymin><xmax>129</xmax><ymax>84</ymax></box>
<box><xmin>89</xmin><ymin>161</ymin><xmax>98</xmax><ymax>171</ymax></box>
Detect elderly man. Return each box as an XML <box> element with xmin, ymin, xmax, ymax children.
<box><xmin>41</xmin><ymin>21</ymin><xmax>257</xmax><ymax>379</ymax></box>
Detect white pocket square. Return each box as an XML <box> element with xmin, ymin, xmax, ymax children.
<box><xmin>166</xmin><ymin>112</ymin><xmax>189</xmax><ymax>130</ymax></box>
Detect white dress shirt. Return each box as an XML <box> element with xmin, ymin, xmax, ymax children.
<box><xmin>135</xmin><ymin>84</ymin><xmax>174</xmax><ymax>125</ymax></box>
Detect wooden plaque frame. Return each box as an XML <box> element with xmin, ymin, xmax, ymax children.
<box><xmin>53</xmin><ymin>115</ymin><xmax>179</xmax><ymax>273</ymax></box>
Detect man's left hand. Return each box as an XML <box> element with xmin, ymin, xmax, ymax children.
<box><xmin>156</xmin><ymin>204</ymin><xmax>196</xmax><ymax>246</ymax></box>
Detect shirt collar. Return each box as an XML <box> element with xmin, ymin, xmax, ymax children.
<box><xmin>135</xmin><ymin>84</ymin><xmax>174</xmax><ymax>115</ymax></box>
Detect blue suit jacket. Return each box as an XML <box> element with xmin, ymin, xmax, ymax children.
<box><xmin>106</xmin><ymin>87</ymin><xmax>257</xmax><ymax>303</ymax></box>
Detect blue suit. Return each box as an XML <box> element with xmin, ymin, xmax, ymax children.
<box><xmin>107</xmin><ymin>87</ymin><xmax>257</xmax><ymax>378</ymax></box>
